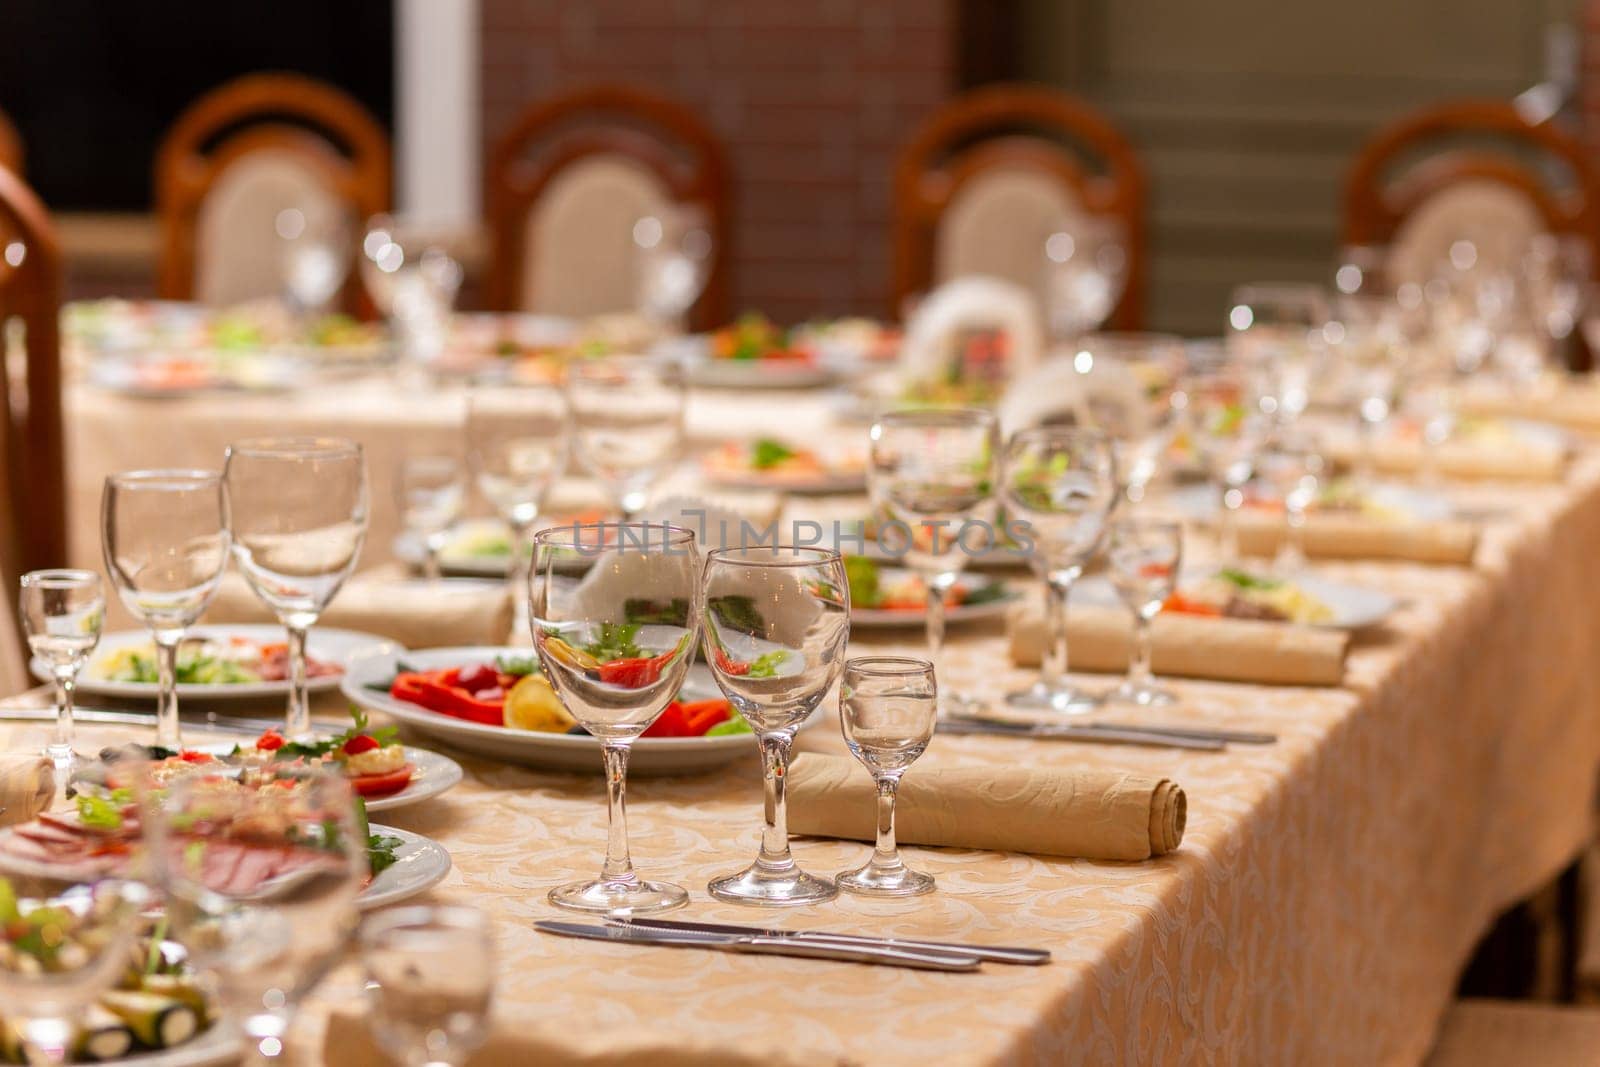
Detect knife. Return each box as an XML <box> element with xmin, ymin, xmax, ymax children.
<box><xmin>534</xmin><ymin>920</ymin><xmax>981</xmax><ymax>971</ymax></box>
<box><xmin>0</xmin><ymin>708</ymin><xmax>323</xmax><ymax>735</ymax></box>
<box><xmin>938</xmin><ymin>719</ymin><xmax>1225</xmax><ymax>751</ymax></box>
<box><xmin>1081</xmin><ymin>721</ymin><xmax>1278</xmax><ymax>745</ymax></box>
<box><xmin>615</xmin><ymin>917</ymin><xmax>1050</xmax><ymax>966</ymax></box>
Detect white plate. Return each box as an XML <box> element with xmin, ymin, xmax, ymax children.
<box><xmin>687</xmin><ymin>360</ymin><xmax>837</xmax><ymax>390</ymax></box>
<box><xmin>702</xmin><ymin>466</ymin><xmax>867</xmax><ymax>495</ymax></box>
<box><xmin>849</xmin><ymin>572</ymin><xmax>1019</xmax><ymax>629</ymax></box>
<box><xmin>341</xmin><ymin>647</ymin><xmax>768</xmax><ymax>776</ymax></box>
<box><xmin>1167</xmin><ymin>482</ymin><xmax>1456</xmax><ymax>524</ymax></box>
<box><xmin>361</xmin><ymin>825</ymin><xmax>452</xmax><ymax>909</ymax></box>
<box><xmin>57</xmin><ymin>626</ymin><xmax>398</xmax><ymax>703</ymax></box>
<box><xmin>190</xmin><ymin>743</ymin><xmax>464</xmax><ymax>813</ymax></box>
<box><xmin>1074</xmin><ymin>569</ymin><xmax>1397</xmax><ymax>631</ymax></box>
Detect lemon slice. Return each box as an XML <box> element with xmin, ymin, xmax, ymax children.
<box><xmin>503</xmin><ymin>674</ymin><xmax>577</xmax><ymax>733</ymax></box>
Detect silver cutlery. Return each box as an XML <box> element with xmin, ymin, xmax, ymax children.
<box><xmin>533</xmin><ymin>919</ymin><xmax>980</xmax><ymax>971</ymax></box>
<box><xmin>0</xmin><ymin>708</ymin><xmax>294</xmax><ymax>736</ymax></box>
<box><xmin>938</xmin><ymin>718</ymin><xmax>1225</xmax><ymax>751</ymax></box>
<box><xmin>616</xmin><ymin>917</ymin><xmax>1050</xmax><ymax>966</ymax></box>
<box><xmin>1083</xmin><ymin>721</ymin><xmax>1277</xmax><ymax>745</ymax></box>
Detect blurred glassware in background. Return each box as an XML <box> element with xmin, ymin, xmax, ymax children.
<box><xmin>1181</xmin><ymin>367</ymin><xmax>1264</xmax><ymax>563</ymax></box>
<box><xmin>1332</xmin><ymin>247</ymin><xmax>1410</xmax><ymax>486</ymax></box>
<box><xmin>1226</xmin><ymin>282</ymin><xmax>1330</xmax><ymax>426</ymax></box>
<box><xmin>101</xmin><ymin>469</ymin><xmax>231</xmax><ymax>750</ymax></box>
<box><xmin>1040</xmin><ymin>215</ymin><xmax>1127</xmax><ymax>345</ymax></box>
<box><xmin>396</xmin><ymin>456</ymin><xmax>466</xmax><ymax>583</ymax></box>
<box><xmin>1074</xmin><ymin>332</ymin><xmax>1187</xmax><ymax>504</ymax></box>
<box><xmin>276</xmin><ymin>206</ymin><xmax>352</xmax><ymax>316</ymax></box>
<box><xmin>361</xmin><ymin>215</ymin><xmax>464</xmax><ymax>373</ymax></box>
<box><xmin>1105</xmin><ymin>518</ymin><xmax>1183</xmax><ymax>707</ymax></box>
<box><xmin>19</xmin><ymin>569</ymin><xmax>104</xmax><ymax>778</ymax></box>
<box><xmin>999</xmin><ymin>426</ymin><xmax>1117</xmax><ymax>715</ymax></box>
<box><xmin>1253</xmin><ymin>431</ymin><xmax>1324</xmax><ymax>575</ymax></box>
<box><xmin>1523</xmin><ymin>233</ymin><xmax>1591</xmax><ymax>369</ymax></box>
<box><xmin>634</xmin><ymin>204</ymin><xmax>713</xmax><ymax>330</ymax></box>
<box><xmin>567</xmin><ymin>355</ymin><xmax>685</xmax><ymax>518</ymax></box>
<box><xmin>360</xmin><ymin>906</ymin><xmax>494</xmax><ymax>1067</ymax></box>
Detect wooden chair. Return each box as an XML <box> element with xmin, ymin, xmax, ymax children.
<box><xmin>486</xmin><ymin>84</ymin><xmax>731</xmax><ymax>331</ymax></box>
<box><xmin>155</xmin><ymin>72</ymin><xmax>391</xmax><ymax>310</ymax></box>
<box><xmin>0</xmin><ymin>108</ymin><xmax>23</xmax><ymax>175</ymax></box>
<box><xmin>892</xmin><ymin>83</ymin><xmax>1146</xmax><ymax>330</ymax></box>
<box><xmin>0</xmin><ymin>167</ymin><xmax>64</xmax><ymax>668</ymax></box>
<box><xmin>1343</xmin><ymin>99</ymin><xmax>1600</xmax><ymax>287</ymax></box>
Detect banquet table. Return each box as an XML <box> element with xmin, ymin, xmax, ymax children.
<box><xmin>36</xmin><ymin>374</ymin><xmax>1600</xmax><ymax>1065</ymax></box>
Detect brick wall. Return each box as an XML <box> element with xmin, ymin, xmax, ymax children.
<box><xmin>1587</xmin><ymin>0</ymin><xmax>1600</xmax><ymax>155</ymax></box>
<box><xmin>479</xmin><ymin>0</ymin><xmax>955</xmax><ymax>323</ymax></box>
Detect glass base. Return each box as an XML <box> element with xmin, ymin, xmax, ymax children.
<box><xmin>548</xmin><ymin>877</ymin><xmax>688</xmax><ymax>916</ymax></box>
<box><xmin>1005</xmin><ymin>681</ymin><xmax>1102</xmax><ymax>715</ymax></box>
<box><xmin>836</xmin><ymin>860</ymin><xmax>935</xmax><ymax>898</ymax></box>
<box><xmin>1106</xmin><ymin>680</ymin><xmax>1177</xmax><ymax>707</ymax></box>
<box><xmin>708</xmin><ymin>860</ymin><xmax>838</xmax><ymax>907</ymax></box>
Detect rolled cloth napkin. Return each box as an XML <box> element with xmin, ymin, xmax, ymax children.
<box><xmin>1458</xmin><ymin>387</ymin><xmax>1600</xmax><ymax>433</ymax></box>
<box><xmin>788</xmin><ymin>754</ymin><xmax>1185</xmax><ymax>860</ymax></box>
<box><xmin>1008</xmin><ymin>600</ymin><xmax>1348</xmax><ymax>687</ymax></box>
<box><xmin>1322</xmin><ymin>439</ymin><xmax>1567</xmax><ymax>484</ymax></box>
<box><xmin>0</xmin><ymin>754</ymin><xmax>53</xmax><ymax>827</ymax></box>
<box><xmin>205</xmin><ymin>570</ymin><xmax>513</xmax><ymax>649</ymax></box>
<box><xmin>1230</xmin><ymin>512</ymin><xmax>1478</xmax><ymax>565</ymax></box>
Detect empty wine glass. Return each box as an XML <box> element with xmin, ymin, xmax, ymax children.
<box><xmin>1105</xmin><ymin>519</ymin><xmax>1182</xmax><ymax>707</ymax></box>
<box><xmin>360</xmin><ymin>215</ymin><xmax>463</xmax><ymax>370</ymax></box>
<box><xmin>1182</xmin><ymin>369</ymin><xmax>1265</xmax><ymax>563</ymax></box>
<box><xmin>1041</xmin><ymin>215</ymin><xmax>1128</xmax><ymax>344</ymax></box>
<box><xmin>703</xmin><ymin>546</ymin><xmax>851</xmax><ymax>906</ymax></box>
<box><xmin>567</xmin><ymin>355</ymin><xmax>685</xmax><ymax>517</ymax></box>
<box><xmin>102</xmin><ymin>470</ymin><xmax>230</xmax><ymax>750</ymax></box>
<box><xmin>1227</xmin><ymin>283</ymin><xmax>1330</xmax><ymax>426</ymax></box>
<box><xmin>360</xmin><ymin>906</ymin><xmax>494</xmax><ymax>1067</ymax></box>
<box><xmin>466</xmin><ymin>387</ymin><xmax>570</xmax><ymax>622</ymax></box>
<box><xmin>0</xmin><ymin>868</ymin><xmax>149</xmax><ymax>1066</ymax></box>
<box><xmin>530</xmin><ymin>523</ymin><xmax>701</xmax><ymax>915</ymax></box>
<box><xmin>835</xmin><ymin>657</ymin><xmax>937</xmax><ymax>897</ymax></box>
<box><xmin>1074</xmin><ymin>332</ymin><xmax>1187</xmax><ymax>503</ymax></box>
<box><xmin>1254</xmin><ymin>434</ymin><xmax>1324</xmax><ymax>575</ymax></box>
<box><xmin>224</xmin><ymin>438</ymin><xmax>368</xmax><ymax>739</ymax></box>
<box><xmin>1000</xmin><ymin>427</ymin><xmax>1118</xmax><ymax>714</ymax></box>
<box><xmin>868</xmin><ymin>409</ymin><xmax>997</xmax><ymax>716</ymax></box>
<box><xmin>145</xmin><ymin>763</ymin><xmax>365</xmax><ymax>1065</ymax></box>
<box><xmin>19</xmin><ymin>570</ymin><xmax>104</xmax><ymax>777</ymax></box>
<box><xmin>397</xmin><ymin>455</ymin><xmax>466</xmax><ymax>582</ymax></box>
<box><xmin>634</xmin><ymin>204</ymin><xmax>714</xmax><ymax>328</ymax></box>
<box><xmin>275</xmin><ymin>205</ymin><xmax>351</xmax><ymax>316</ymax></box>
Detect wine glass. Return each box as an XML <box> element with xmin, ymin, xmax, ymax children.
<box><xmin>101</xmin><ymin>470</ymin><xmax>230</xmax><ymax>750</ymax></box>
<box><xmin>703</xmin><ymin>546</ymin><xmax>851</xmax><ymax>906</ymax></box>
<box><xmin>529</xmin><ymin>523</ymin><xmax>701</xmax><ymax>914</ymax></box>
<box><xmin>999</xmin><ymin>427</ymin><xmax>1118</xmax><ymax>714</ymax></box>
<box><xmin>18</xmin><ymin>570</ymin><xmax>104</xmax><ymax>778</ymax></box>
<box><xmin>867</xmin><ymin>409</ymin><xmax>997</xmax><ymax>716</ymax></box>
<box><xmin>360</xmin><ymin>215</ymin><xmax>463</xmax><ymax>370</ymax></box>
<box><xmin>145</xmin><ymin>763</ymin><xmax>365</xmax><ymax>1065</ymax></box>
<box><xmin>1041</xmin><ymin>215</ymin><xmax>1128</xmax><ymax>344</ymax></box>
<box><xmin>397</xmin><ymin>455</ymin><xmax>466</xmax><ymax>582</ymax></box>
<box><xmin>0</xmin><ymin>867</ymin><xmax>149</xmax><ymax>1066</ymax></box>
<box><xmin>634</xmin><ymin>203</ymin><xmax>714</xmax><ymax>328</ymax></box>
<box><xmin>1074</xmin><ymin>331</ymin><xmax>1187</xmax><ymax>504</ymax></box>
<box><xmin>224</xmin><ymin>437</ymin><xmax>368</xmax><ymax>740</ymax></box>
<box><xmin>1105</xmin><ymin>519</ymin><xmax>1182</xmax><ymax>707</ymax></box>
<box><xmin>465</xmin><ymin>387</ymin><xmax>570</xmax><ymax>622</ymax></box>
<box><xmin>1254</xmin><ymin>433</ymin><xmax>1324</xmax><ymax>575</ymax></box>
<box><xmin>275</xmin><ymin>205</ymin><xmax>351</xmax><ymax>316</ymax></box>
<box><xmin>567</xmin><ymin>355</ymin><xmax>685</xmax><ymax>517</ymax></box>
<box><xmin>1333</xmin><ymin>247</ymin><xmax>1410</xmax><ymax>485</ymax></box>
<box><xmin>1524</xmin><ymin>233</ymin><xmax>1590</xmax><ymax>360</ymax></box>
<box><xmin>360</xmin><ymin>906</ymin><xmax>494</xmax><ymax>1067</ymax></box>
<box><xmin>1226</xmin><ymin>283</ymin><xmax>1329</xmax><ymax>426</ymax></box>
<box><xmin>834</xmin><ymin>656</ymin><xmax>937</xmax><ymax>897</ymax></box>
<box><xmin>1181</xmin><ymin>368</ymin><xmax>1265</xmax><ymax>563</ymax></box>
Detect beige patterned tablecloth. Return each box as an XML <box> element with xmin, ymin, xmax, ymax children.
<box><xmin>42</xmin><ymin>381</ymin><xmax>1600</xmax><ymax>1065</ymax></box>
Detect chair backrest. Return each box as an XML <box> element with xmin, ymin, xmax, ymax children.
<box><xmin>0</xmin><ymin>167</ymin><xmax>64</xmax><ymax>677</ymax></box>
<box><xmin>155</xmin><ymin>73</ymin><xmax>391</xmax><ymax>310</ymax></box>
<box><xmin>1343</xmin><ymin>99</ymin><xmax>1600</xmax><ymax>287</ymax></box>
<box><xmin>892</xmin><ymin>83</ymin><xmax>1146</xmax><ymax>330</ymax></box>
<box><xmin>486</xmin><ymin>85</ymin><xmax>731</xmax><ymax>331</ymax></box>
<box><xmin>0</xmin><ymin>108</ymin><xmax>23</xmax><ymax>176</ymax></box>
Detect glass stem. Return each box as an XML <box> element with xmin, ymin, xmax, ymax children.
<box><xmin>48</xmin><ymin>672</ymin><xmax>75</xmax><ymax>764</ymax></box>
<box><xmin>508</xmin><ymin>518</ymin><xmax>534</xmax><ymax>636</ymax></box>
<box><xmin>422</xmin><ymin>534</ymin><xmax>444</xmax><ymax>583</ymax></box>
<box><xmin>872</xmin><ymin>777</ymin><xmax>902</xmax><ymax>869</ymax></box>
<box><xmin>1280</xmin><ymin>505</ymin><xmax>1307</xmax><ymax>574</ymax></box>
<box><xmin>1040</xmin><ymin>569</ymin><xmax>1080</xmax><ymax>690</ymax></box>
<box><xmin>599</xmin><ymin>742</ymin><xmax>637</xmax><ymax>884</ymax></box>
<box><xmin>756</xmin><ymin>731</ymin><xmax>795</xmax><ymax>870</ymax></box>
<box><xmin>1218</xmin><ymin>488</ymin><xmax>1240</xmax><ymax>563</ymax></box>
<box><xmin>922</xmin><ymin>572</ymin><xmax>955</xmax><ymax>684</ymax></box>
<box><xmin>285</xmin><ymin>623</ymin><xmax>311</xmax><ymax>740</ymax></box>
<box><xmin>153</xmin><ymin>632</ymin><xmax>182</xmax><ymax>750</ymax></box>
<box><xmin>1356</xmin><ymin>415</ymin><xmax>1377</xmax><ymax>487</ymax></box>
<box><xmin>1129</xmin><ymin>613</ymin><xmax>1155</xmax><ymax>690</ymax></box>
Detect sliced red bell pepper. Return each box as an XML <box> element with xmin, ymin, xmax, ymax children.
<box><xmin>712</xmin><ymin>646</ymin><xmax>749</xmax><ymax>676</ymax></box>
<box><xmin>596</xmin><ymin>649</ymin><xmax>676</xmax><ymax>689</ymax></box>
<box><xmin>391</xmin><ymin>669</ymin><xmax>504</xmax><ymax>726</ymax></box>
<box><xmin>643</xmin><ymin>698</ymin><xmax>732</xmax><ymax>738</ymax></box>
